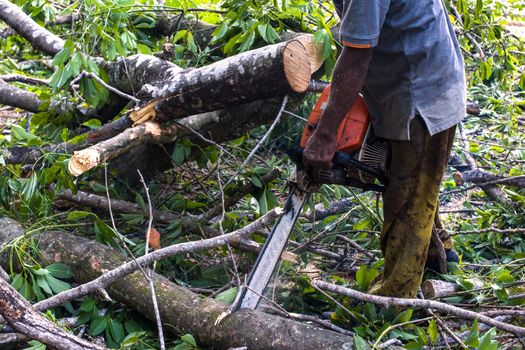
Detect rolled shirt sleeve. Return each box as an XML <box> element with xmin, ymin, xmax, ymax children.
<box><xmin>334</xmin><ymin>0</ymin><xmax>390</xmax><ymax>48</ymax></box>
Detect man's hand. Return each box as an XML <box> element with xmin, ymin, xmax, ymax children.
<box><xmin>302</xmin><ymin>130</ymin><xmax>337</xmax><ymax>169</ymax></box>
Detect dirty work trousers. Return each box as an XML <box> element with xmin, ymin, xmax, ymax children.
<box><xmin>369</xmin><ymin>117</ymin><xmax>456</xmax><ymax>298</ymax></box>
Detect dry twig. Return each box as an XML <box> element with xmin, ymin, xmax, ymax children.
<box><xmin>314</xmin><ymin>280</ymin><xmax>525</xmax><ymax>336</ymax></box>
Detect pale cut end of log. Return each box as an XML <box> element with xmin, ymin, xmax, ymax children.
<box><xmin>422</xmin><ymin>279</ymin><xmax>459</xmax><ymax>299</ymax></box>
<box><xmin>282</xmin><ymin>40</ymin><xmax>311</xmax><ymax>93</ymax></box>
<box><xmin>422</xmin><ymin>279</ymin><xmax>484</xmax><ymax>299</ymax></box>
<box><xmin>68</xmin><ymin>148</ymin><xmax>101</xmax><ymax>177</ymax></box>
<box><xmin>292</xmin><ymin>34</ymin><xmax>325</xmax><ymax>74</ymax></box>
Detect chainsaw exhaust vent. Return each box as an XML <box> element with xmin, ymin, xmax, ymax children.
<box><xmin>357</xmin><ymin>127</ymin><xmax>389</xmax><ymax>183</ymax></box>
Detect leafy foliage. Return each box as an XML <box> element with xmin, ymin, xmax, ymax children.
<box><xmin>0</xmin><ymin>0</ymin><xmax>524</xmax><ymax>348</ymax></box>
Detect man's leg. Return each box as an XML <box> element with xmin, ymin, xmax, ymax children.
<box><xmin>369</xmin><ymin>118</ymin><xmax>455</xmax><ymax>298</ymax></box>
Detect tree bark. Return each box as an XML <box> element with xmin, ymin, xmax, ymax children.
<box><xmin>0</xmin><ymin>0</ymin><xmax>64</xmax><ymax>56</ymax></box>
<box><xmin>0</xmin><ymin>278</ymin><xmax>106</xmax><ymax>350</ymax></box>
<box><xmin>0</xmin><ymin>79</ymin><xmax>41</xmax><ymax>113</ymax></box>
<box><xmin>458</xmin><ymin>169</ymin><xmax>525</xmax><ymax>188</ymax></box>
<box><xmin>130</xmin><ymin>40</ymin><xmax>311</xmax><ymax>124</ymax></box>
<box><xmin>0</xmin><ymin>227</ymin><xmax>354</xmax><ymax>350</ymax></box>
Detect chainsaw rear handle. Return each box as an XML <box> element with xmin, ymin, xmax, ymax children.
<box><xmin>288</xmin><ymin>146</ymin><xmax>388</xmax><ymax>185</ymax></box>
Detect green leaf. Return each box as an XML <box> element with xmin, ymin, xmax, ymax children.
<box><xmin>465</xmin><ymin>319</ymin><xmax>479</xmax><ymax>347</ymax></box>
<box><xmin>180</xmin><ymin>334</ymin><xmax>197</xmax><ymax>347</ymax></box>
<box><xmin>81</xmin><ymin>119</ymin><xmax>102</xmax><ymax>130</ymax></box>
<box><xmin>120</xmin><ymin>332</ymin><xmax>147</xmax><ymax>347</ymax></box>
<box><xmin>474</xmin><ymin>0</ymin><xmax>483</xmax><ymax>19</ymax></box>
<box><xmin>80</xmin><ymin>297</ymin><xmax>96</xmax><ymax>312</ymax></box>
<box><xmin>251</xmin><ymin>174</ymin><xmax>263</xmax><ymax>188</ymax></box>
<box><xmin>67</xmin><ymin>210</ymin><xmax>92</xmax><ymax>221</ymax></box>
<box><xmin>238</xmin><ymin>30</ymin><xmax>256</xmax><ymax>52</ymax></box>
<box><xmin>46</xmin><ymin>263</ymin><xmax>72</xmax><ymax>279</ymax></box>
<box><xmin>477</xmin><ymin>328</ymin><xmax>497</xmax><ymax>350</ymax></box>
<box><xmin>212</xmin><ymin>23</ymin><xmax>229</xmax><ymax>43</ymax></box>
<box><xmin>90</xmin><ymin>317</ymin><xmax>108</xmax><ymax>336</ymax></box>
<box><xmin>68</xmin><ymin>52</ymin><xmax>82</xmax><ymax>77</ymax></box>
<box><xmin>52</xmin><ymin>40</ymin><xmax>74</xmax><ymax>66</ymax></box>
<box><xmin>11</xmin><ymin>274</ymin><xmax>23</xmax><ymax>290</ymax></box>
<box><xmin>266</xmin><ymin>25</ymin><xmax>280</xmax><ymax>44</ymax></box>
<box><xmin>30</xmin><ymin>267</ymin><xmax>49</xmax><ymax>276</ymax></box>
<box><xmin>355</xmin><ymin>265</ymin><xmax>379</xmax><ymax>291</ymax></box>
<box><xmin>44</xmin><ymin>274</ymin><xmax>70</xmax><ymax>294</ymax></box>
<box><xmin>393</xmin><ymin>308</ymin><xmax>413</xmax><ymax>324</ymax></box>
<box><xmin>353</xmin><ymin>334</ymin><xmax>369</xmax><ymax>350</ymax></box>
<box><xmin>427</xmin><ymin>319</ymin><xmax>438</xmax><ymax>344</ymax></box>
<box><xmin>10</xmin><ymin>125</ymin><xmax>38</xmax><ymax>142</ymax></box>
<box><xmin>109</xmin><ymin>319</ymin><xmax>125</xmax><ymax>343</ymax></box>
<box><xmin>172</xmin><ymin>144</ymin><xmax>191</xmax><ymax>165</ymax></box>
<box><xmin>257</xmin><ymin>23</ymin><xmax>269</xmax><ymax>42</ymax></box>
<box><xmin>214</xmin><ymin>287</ymin><xmax>238</xmax><ymax>304</ymax></box>
<box><xmin>173</xmin><ymin>344</ymin><xmax>193</xmax><ymax>350</ymax></box>
<box><xmin>224</xmin><ymin>32</ymin><xmax>243</xmax><ymax>55</ymax></box>
<box><xmin>36</xmin><ymin>275</ymin><xmax>53</xmax><ymax>294</ymax></box>
<box><xmin>124</xmin><ymin>319</ymin><xmax>143</xmax><ymax>333</ymax></box>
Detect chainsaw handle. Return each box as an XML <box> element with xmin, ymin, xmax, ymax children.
<box><xmin>332</xmin><ymin>151</ymin><xmax>388</xmax><ymax>184</ymax></box>
<box><xmin>287</xmin><ymin>146</ymin><xmax>388</xmax><ymax>185</ymax></box>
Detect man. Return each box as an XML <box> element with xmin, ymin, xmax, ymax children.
<box><xmin>303</xmin><ymin>0</ymin><xmax>466</xmax><ymax>298</ymax></box>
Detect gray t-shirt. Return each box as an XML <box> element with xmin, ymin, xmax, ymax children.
<box><xmin>333</xmin><ymin>0</ymin><xmax>466</xmax><ymax>140</ymax></box>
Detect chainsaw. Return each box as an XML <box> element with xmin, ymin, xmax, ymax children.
<box><xmin>233</xmin><ymin>84</ymin><xmax>389</xmax><ymax>311</ymax></box>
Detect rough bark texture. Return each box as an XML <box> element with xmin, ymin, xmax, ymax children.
<box><xmin>99</xmin><ymin>55</ymin><xmax>183</xmax><ymax>98</ymax></box>
<box><xmin>0</xmin><ymin>229</ymin><xmax>354</xmax><ymax>350</ymax></box>
<box><xmin>0</xmin><ymin>13</ymin><xmax>78</xmax><ymax>39</ymax></box>
<box><xmin>0</xmin><ymin>79</ymin><xmax>41</xmax><ymax>112</ymax></box>
<box><xmin>0</xmin><ymin>0</ymin><xmax>64</xmax><ymax>56</ymax></box>
<box><xmin>460</xmin><ymin>169</ymin><xmax>525</xmax><ymax>188</ymax></box>
<box><xmin>131</xmin><ymin>40</ymin><xmax>311</xmax><ymax>123</ymax></box>
<box><xmin>0</xmin><ymin>278</ymin><xmax>106</xmax><ymax>350</ymax></box>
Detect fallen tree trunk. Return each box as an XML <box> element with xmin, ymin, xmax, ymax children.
<box><xmin>130</xmin><ymin>40</ymin><xmax>311</xmax><ymax>124</ymax></box>
<box><xmin>0</xmin><ymin>224</ymin><xmax>354</xmax><ymax>349</ymax></box>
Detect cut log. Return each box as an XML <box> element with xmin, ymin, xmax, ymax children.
<box><xmin>130</xmin><ymin>40</ymin><xmax>311</xmax><ymax>124</ymax></box>
<box><xmin>281</xmin><ymin>33</ymin><xmax>325</xmax><ymax>73</ymax></box>
<box><xmin>0</xmin><ymin>225</ymin><xmax>354</xmax><ymax>349</ymax></box>
<box><xmin>422</xmin><ymin>280</ymin><xmax>459</xmax><ymax>299</ymax></box>
<box><xmin>422</xmin><ymin>279</ymin><xmax>484</xmax><ymax>299</ymax></box>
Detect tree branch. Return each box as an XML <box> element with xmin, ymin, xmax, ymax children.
<box><xmin>314</xmin><ymin>280</ymin><xmax>525</xmax><ymax>336</ymax></box>
<box><xmin>0</xmin><ymin>278</ymin><xmax>106</xmax><ymax>350</ymax></box>
<box><xmin>0</xmin><ymin>0</ymin><xmax>64</xmax><ymax>56</ymax></box>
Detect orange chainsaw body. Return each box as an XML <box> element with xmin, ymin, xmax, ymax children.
<box><xmin>300</xmin><ymin>84</ymin><xmax>369</xmax><ymax>154</ymax></box>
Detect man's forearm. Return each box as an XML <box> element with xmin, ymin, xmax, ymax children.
<box><xmin>315</xmin><ymin>46</ymin><xmax>372</xmax><ymax>139</ymax></box>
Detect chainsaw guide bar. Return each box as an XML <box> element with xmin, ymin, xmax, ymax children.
<box><xmin>233</xmin><ymin>185</ymin><xmax>309</xmax><ymax>311</ymax></box>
